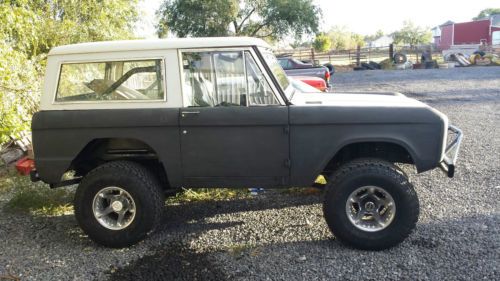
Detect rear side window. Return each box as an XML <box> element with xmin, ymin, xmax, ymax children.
<box><xmin>55</xmin><ymin>59</ymin><xmax>165</xmax><ymax>102</ymax></box>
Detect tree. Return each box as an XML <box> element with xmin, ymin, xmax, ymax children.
<box><xmin>156</xmin><ymin>0</ymin><xmax>238</xmax><ymax>37</ymax></box>
<box><xmin>392</xmin><ymin>21</ymin><xmax>431</xmax><ymax>47</ymax></box>
<box><xmin>157</xmin><ymin>0</ymin><xmax>321</xmax><ymax>41</ymax></box>
<box><xmin>351</xmin><ymin>33</ymin><xmax>365</xmax><ymax>48</ymax></box>
<box><xmin>0</xmin><ymin>45</ymin><xmax>40</xmax><ymax>143</ymax></box>
<box><xmin>0</xmin><ymin>0</ymin><xmax>139</xmax><ymax>143</ymax></box>
<box><xmin>290</xmin><ymin>39</ymin><xmax>312</xmax><ymax>49</ymax></box>
<box><xmin>473</xmin><ymin>8</ymin><xmax>500</xmax><ymax>20</ymax></box>
<box><xmin>1</xmin><ymin>0</ymin><xmax>138</xmax><ymax>58</ymax></box>
<box><xmin>312</xmin><ymin>33</ymin><xmax>331</xmax><ymax>52</ymax></box>
<box><xmin>326</xmin><ymin>26</ymin><xmax>364</xmax><ymax>50</ymax></box>
<box><xmin>364</xmin><ymin>29</ymin><xmax>384</xmax><ymax>43</ymax></box>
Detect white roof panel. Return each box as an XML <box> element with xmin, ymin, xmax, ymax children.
<box><xmin>48</xmin><ymin>37</ymin><xmax>270</xmax><ymax>56</ymax></box>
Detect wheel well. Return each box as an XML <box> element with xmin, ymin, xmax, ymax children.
<box><xmin>322</xmin><ymin>142</ymin><xmax>414</xmax><ymax>176</ymax></box>
<box><xmin>70</xmin><ymin>138</ymin><xmax>169</xmax><ymax>188</ymax></box>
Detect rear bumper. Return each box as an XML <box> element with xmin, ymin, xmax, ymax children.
<box><xmin>439</xmin><ymin>125</ymin><xmax>463</xmax><ymax>178</ymax></box>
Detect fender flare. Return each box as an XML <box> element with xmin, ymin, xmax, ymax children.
<box><xmin>317</xmin><ymin>137</ymin><xmax>420</xmax><ymax>177</ymax></box>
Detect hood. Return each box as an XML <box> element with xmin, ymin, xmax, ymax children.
<box><xmin>290</xmin><ymin>91</ymin><xmax>428</xmax><ymax>108</ymax></box>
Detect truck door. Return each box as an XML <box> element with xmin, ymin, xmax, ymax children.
<box><xmin>179</xmin><ymin>49</ymin><xmax>289</xmax><ymax>187</ymax></box>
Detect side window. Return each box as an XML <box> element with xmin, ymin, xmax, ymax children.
<box><xmin>182</xmin><ymin>50</ymin><xmax>279</xmax><ymax>107</ymax></box>
<box><xmin>55</xmin><ymin>59</ymin><xmax>164</xmax><ymax>102</ymax></box>
<box><xmin>244</xmin><ymin>51</ymin><xmax>279</xmax><ymax>106</ymax></box>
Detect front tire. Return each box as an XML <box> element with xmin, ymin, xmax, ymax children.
<box><xmin>74</xmin><ymin>161</ymin><xmax>165</xmax><ymax>248</ymax></box>
<box><xmin>323</xmin><ymin>159</ymin><xmax>419</xmax><ymax>250</ymax></box>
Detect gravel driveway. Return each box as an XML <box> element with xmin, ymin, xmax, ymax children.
<box><xmin>1</xmin><ymin>67</ymin><xmax>499</xmax><ymax>281</ymax></box>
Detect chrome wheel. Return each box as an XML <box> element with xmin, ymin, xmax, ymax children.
<box><xmin>345</xmin><ymin>186</ymin><xmax>396</xmax><ymax>232</ymax></box>
<box><xmin>92</xmin><ymin>186</ymin><xmax>136</xmax><ymax>230</ymax></box>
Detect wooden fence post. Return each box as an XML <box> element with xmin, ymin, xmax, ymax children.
<box><xmin>389</xmin><ymin>44</ymin><xmax>394</xmax><ymax>61</ymax></box>
<box><xmin>311</xmin><ymin>48</ymin><xmax>315</xmax><ymax>63</ymax></box>
<box><xmin>356</xmin><ymin>45</ymin><xmax>361</xmax><ymax>66</ymax></box>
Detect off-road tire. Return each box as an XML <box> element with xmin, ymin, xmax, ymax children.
<box><xmin>74</xmin><ymin>161</ymin><xmax>165</xmax><ymax>248</ymax></box>
<box><xmin>369</xmin><ymin>61</ymin><xmax>381</xmax><ymax>69</ymax></box>
<box><xmin>323</xmin><ymin>159</ymin><xmax>419</xmax><ymax>250</ymax></box>
<box><xmin>361</xmin><ymin>62</ymin><xmax>375</xmax><ymax>70</ymax></box>
<box><xmin>393</xmin><ymin>53</ymin><xmax>408</xmax><ymax>64</ymax></box>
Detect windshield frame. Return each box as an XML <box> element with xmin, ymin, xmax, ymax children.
<box><xmin>256</xmin><ymin>47</ymin><xmax>292</xmax><ymax>104</ymax></box>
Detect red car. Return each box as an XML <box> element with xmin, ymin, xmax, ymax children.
<box><xmin>293</xmin><ymin>76</ymin><xmax>328</xmax><ymax>92</ymax></box>
<box><xmin>277</xmin><ymin>57</ymin><xmax>333</xmax><ymax>88</ymax></box>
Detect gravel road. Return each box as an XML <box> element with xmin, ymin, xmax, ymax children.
<box><xmin>1</xmin><ymin>67</ymin><xmax>499</xmax><ymax>280</ymax></box>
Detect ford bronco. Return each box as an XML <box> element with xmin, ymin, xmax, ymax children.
<box><xmin>30</xmin><ymin>37</ymin><xmax>462</xmax><ymax>250</ymax></box>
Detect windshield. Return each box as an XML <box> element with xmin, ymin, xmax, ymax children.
<box><xmin>259</xmin><ymin>48</ymin><xmax>290</xmax><ymax>92</ymax></box>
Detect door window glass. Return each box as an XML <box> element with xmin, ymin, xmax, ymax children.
<box><xmin>182</xmin><ymin>50</ymin><xmax>279</xmax><ymax>107</ymax></box>
<box><xmin>244</xmin><ymin>52</ymin><xmax>279</xmax><ymax>106</ymax></box>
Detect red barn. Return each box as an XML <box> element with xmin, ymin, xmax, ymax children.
<box><xmin>435</xmin><ymin>15</ymin><xmax>500</xmax><ymax>50</ymax></box>
<box><xmin>439</xmin><ymin>22</ymin><xmax>454</xmax><ymax>50</ymax></box>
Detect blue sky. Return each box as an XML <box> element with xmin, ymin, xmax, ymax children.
<box><xmin>135</xmin><ymin>0</ymin><xmax>498</xmax><ymax>38</ymax></box>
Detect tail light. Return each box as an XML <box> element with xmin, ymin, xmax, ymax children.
<box><xmin>15</xmin><ymin>157</ymin><xmax>35</xmax><ymax>176</ymax></box>
<box><xmin>299</xmin><ymin>78</ymin><xmax>327</xmax><ymax>91</ymax></box>
<box><xmin>325</xmin><ymin>71</ymin><xmax>330</xmax><ymax>81</ymax></box>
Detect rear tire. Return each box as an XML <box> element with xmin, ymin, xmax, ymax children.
<box><xmin>323</xmin><ymin>159</ymin><xmax>419</xmax><ymax>250</ymax></box>
<box><xmin>74</xmin><ymin>161</ymin><xmax>165</xmax><ymax>248</ymax></box>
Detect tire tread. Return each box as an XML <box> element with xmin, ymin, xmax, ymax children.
<box><xmin>74</xmin><ymin>161</ymin><xmax>164</xmax><ymax>248</ymax></box>
<box><xmin>323</xmin><ymin>159</ymin><xmax>419</xmax><ymax>250</ymax></box>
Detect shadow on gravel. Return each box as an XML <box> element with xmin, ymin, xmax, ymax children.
<box><xmin>5</xmin><ymin>190</ymin><xmax>498</xmax><ymax>280</ymax></box>
<box><xmin>212</xmin><ymin>214</ymin><xmax>499</xmax><ymax>280</ymax></box>
<box><xmin>106</xmin><ymin>193</ymin><xmax>322</xmax><ymax>281</ymax></box>
<box><xmin>107</xmin><ymin>242</ymin><xmax>228</xmax><ymax>281</ymax></box>
<box><xmin>106</xmin><ymin>213</ymin><xmax>499</xmax><ymax>281</ymax></box>
<box><xmin>160</xmin><ymin>192</ymin><xmax>322</xmax><ymax>232</ymax></box>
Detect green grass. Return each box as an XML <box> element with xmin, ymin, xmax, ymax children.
<box><xmin>167</xmin><ymin>187</ymin><xmax>250</xmax><ymax>203</ymax></box>
<box><xmin>0</xmin><ymin>167</ymin><xmax>17</xmax><ymax>191</ymax></box>
<box><xmin>2</xmin><ymin>174</ymin><xmax>249</xmax><ymax>215</ymax></box>
<box><xmin>1</xmin><ymin>174</ymin><xmax>74</xmax><ymax>216</ymax></box>
<box><xmin>282</xmin><ymin>175</ymin><xmax>326</xmax><ymax>195</ymax></box>
<box><xmin>1</xmin><ymin>173</ymin><xmax>325</xmax><ymax>215</ymax></box>
<box><xmin>315</xmin><ymin>175</ymin><xmax>327</xmax><ymax>185</ymax></box>
<box><xmin>282</xmin><ymin>187</ymin><xmax>323</xmax><ymax>195</ymax></box>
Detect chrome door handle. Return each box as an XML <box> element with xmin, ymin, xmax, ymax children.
<box><xmin>181</xmin><ymin>111</ymin><xmax>200</xmax><ymax>117</ymax></box>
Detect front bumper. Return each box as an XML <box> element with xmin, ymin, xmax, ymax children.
<box><xmin>439</xmin><ymin>125</ymin><xmax>463</xmax><ymax>178</ymax></box>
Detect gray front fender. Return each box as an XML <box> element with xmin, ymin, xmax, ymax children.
<box><xmin>288</xmin><ymin>105</ymin><xmax>446</xmax><ymax>186</ymax></box>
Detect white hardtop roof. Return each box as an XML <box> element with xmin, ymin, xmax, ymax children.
<box><xmin>48</xmin><ymin>37</ymin><xmax>271</xmax><ymax>56</ymax></box>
